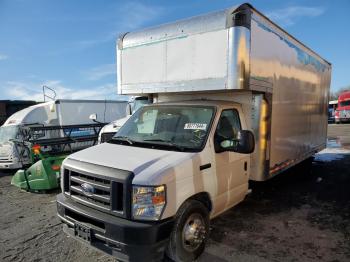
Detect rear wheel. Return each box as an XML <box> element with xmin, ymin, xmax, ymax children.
<box><xmin>166</xmin><ymin>200</ymin><xmax>209</xmax><ymax>262</ymax></box>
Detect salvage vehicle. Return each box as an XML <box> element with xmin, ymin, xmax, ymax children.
<box><xmin>0</xmin><ymin>99</ymin><xmax>127</xmax><ymax>170</ymax></box>
<box><xmin>57</xmin><ymin>3</ymin><xmax>331</xmax><ymax>261</ymax></box>
<box><xmin>11</xmin><ymin>122</ymin><xmax>107</xmax><ymax>191</ymax></box>
<box><xmin>8</xmin><ymin>100</ymin><xmax>127</xmax><ymax>191</ymax></box>
<box><xmin>98</xmin><ymin>96</ymin><xmax>151</xmax><ymax>143</ymax></box>
<box><xmin>335</xmin><ymin>91</ymin><xmax>350</xmax><ymax>123</ymax></box>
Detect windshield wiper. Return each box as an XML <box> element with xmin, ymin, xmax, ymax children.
<box><xmin>112</xmin><ymin>136</ymin><xmax>134</xmax><ymax>145</ymax></box>
<box><xmin>143</xmin><ymin>139</ymin><xmax>185</xmax><ymax>151</ymax></box>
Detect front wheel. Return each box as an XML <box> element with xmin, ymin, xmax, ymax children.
<box><xmin>166</xmin><ymin>200</ymin><xmax>209</xmax><ymax>262</ymax></box>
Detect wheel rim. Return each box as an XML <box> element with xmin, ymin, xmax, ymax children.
<box><xmin>181</xmin><ymin>213</ymin><xmax>206</xmax><ymax>252</ymax></box>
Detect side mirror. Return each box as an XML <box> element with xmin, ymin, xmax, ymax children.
<box><xmin>126</xmin><ymin>103</ymin><xmax>132</xmax><ymax>116</ymax></box>
<box><xmin>220</xmin><ymin>130</ymin><xmax>255</xmax><ymax>154</ymax></box>
<box><xmin>236</xmin><ymin>130</ymin><xmax>255</xmax><ymax>154</ymax></box>
<box><xmin>89</xmin><ymin>113</ymin><xmax>97</xmax><ymax>121</ymax></box>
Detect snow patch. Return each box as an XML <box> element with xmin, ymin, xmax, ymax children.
<box><xmin>315</xmin><ymin>148</ymin><xmax>350</xmax><ymax>162</ymax></box>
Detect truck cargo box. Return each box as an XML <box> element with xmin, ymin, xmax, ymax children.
<box><xmin>117</xmin><ymin>3</ymin><xmax>331</xmax><ymax>180</ymax></box>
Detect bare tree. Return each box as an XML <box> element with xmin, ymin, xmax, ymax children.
<box><xmin>330</xmin><ymin>86</ymin><xmax>350</xmax><ymax>101</ymax></box>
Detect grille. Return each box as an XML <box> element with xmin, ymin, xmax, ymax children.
<box><xmin>340</xmin><ymin>110</ymin><xmax>350</xmax><ymax>118</ymax></box>
<box><xmin>65</xmin><ymin>169</ymin><xmax>124</xmax><ymax>214</ymax></box>
<box><xmin>0</xmin><ymin>157</ymin><xmax>11</xmax><ymax>163</ymax></box>
<box><xmin>100</xmin><ymin>132</ymin><xmax>116</xmax><ymax>143</ymax></box>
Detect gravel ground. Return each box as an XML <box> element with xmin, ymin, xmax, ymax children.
<box><xmin>1</xmin><ymin>124</ymin><xmax>350</xmax><ymax>262</ymax></box>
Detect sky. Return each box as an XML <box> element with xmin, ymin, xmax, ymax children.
<box><xmin>0</xmin><ymin>0</ymin><xmax>349</xmax><ymax>101</ymax></box>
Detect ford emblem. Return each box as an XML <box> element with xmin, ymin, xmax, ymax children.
<box><xmin>81</xmin><ymin>183</ymin><xmax>95</xmax><ymax>196</ymax></box>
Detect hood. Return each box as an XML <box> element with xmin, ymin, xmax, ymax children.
<box><xmin>67</xmin><ymin>142</ymin><xmax>197</xmax><ymax>185</ymax></box>
<box><xmin>100</xmin><ymin>116</ymin><xmax>131</xmax><ymax>134</ymax></box>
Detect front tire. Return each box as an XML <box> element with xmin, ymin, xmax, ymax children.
<box><xmin>166</xmin><ymin>200</ymin><xmax>209</xmax><ymax>262</ymax></box>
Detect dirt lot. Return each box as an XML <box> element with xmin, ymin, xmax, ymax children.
<box><xmin>1</xmin><ymin>124</ymin><xmax>350</xmax><ymax>262</ymax></box>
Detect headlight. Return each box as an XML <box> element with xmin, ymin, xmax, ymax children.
<box><xmin>132</xmin><ymin>185</ymin><xmax>166</xmax><ymax>221</ymax></box>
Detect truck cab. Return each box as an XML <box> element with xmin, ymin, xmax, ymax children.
<box><xmin>0</xmin><ymin>103</ymin><xmax>52</xmax><ymax>169</ymax></box>
<box><xmin>335</xmin><ymin>91</ymin><xmax>350</xmax><ymax>123</ymax></box>
<box><xmin>0</xmin><ymin>123</ymin><xmax>23</xmax><ymax>169</ymax></box>
<box><xmin>57</xmin><ymin>99</ymin><xmax>254</xmax><ymax>261</ymax></box>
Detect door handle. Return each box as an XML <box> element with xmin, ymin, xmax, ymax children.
<box><xmin>200</xmin><ymin>163</ymin><xmax>211</xmax><ymax>171</ymax></box>
<box><xmin>244</xmin><ymin>161</ymin><xmax>247</xmax><ymax>171</ymax></box>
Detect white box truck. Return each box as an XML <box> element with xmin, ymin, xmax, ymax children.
<box><xmin>57</xmin><ymin>3</ymin><xmax>331</xmax><ymax>261</ymax></box>
<box><xmin>0</xmin><ymin>99</ymin><xmax>127</xmax><ymax>169</ymax></box>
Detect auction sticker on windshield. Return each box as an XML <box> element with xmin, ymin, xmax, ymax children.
<box><xmin>184</xmin><ymin>123</ymin><xmax>207</xmax><ymax>130</ymax></box>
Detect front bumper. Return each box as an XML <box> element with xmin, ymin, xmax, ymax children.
<box><xmin>337</xmin><ymin>118</ymin><xmax>350</xmax><ymax>122</ymax></box>
<box><xmin>0</xmin><ymin>160</ymin><xmax>22</xmax><ymax>169</ymax></box>
<box><xmin>56</xmin><ymin>193</ymin><xmax>174</xmax><ymax>262</ymax></box>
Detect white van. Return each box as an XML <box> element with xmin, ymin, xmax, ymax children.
<box><xmin>98</xmin><ymin>97</ymin><xmax>151</xmax><ymax>143</ymax></box>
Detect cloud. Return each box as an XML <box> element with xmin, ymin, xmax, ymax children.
<box><xmin>119</xmin><ymin>1</ymin><xmax>164</xmax><ymax>30</ymax></box>
<box><xmin>266</xmin><ymin>6</ymin><xmax>325</xmax><ymax>26</ymax></box>
<box><xmin>84</xmin><ymin>64</ymin><xmax>115</xmax><ymax>81</ymax></box>
<box><xmin>0</xmin><ymin>54</ymin><xmax>8</xmax><ymax>60</ymax></box>
<box><xmin>76</xmin><ymin>1</ymin><xmax>164</xmax><ymax>48</ymax></box>
<box><xmin>3</xmin><ymin>80</ymin><xmax>125</xmax><ymax>101</ymax></box>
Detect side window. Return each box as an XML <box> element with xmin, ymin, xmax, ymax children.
<box><xmin>214</xmin><ymin>109</ymin><xmax>241</xmax><ymax>152</ymax></box>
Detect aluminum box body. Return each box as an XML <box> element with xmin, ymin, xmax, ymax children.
<box><xmin>116</xmin><ymin>3</ymin><xmax>331</xmax><ymax>181</ymax></box>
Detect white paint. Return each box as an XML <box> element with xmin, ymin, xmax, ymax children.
<box><xmin>69</xmin><ymin>142</ymin><xmax>194</xmax><ymax>185</ymax></box>
<box><xmin>121</xmin><ymin>29</ymin><xmax>228</xmax><ymax>85</ymax></box>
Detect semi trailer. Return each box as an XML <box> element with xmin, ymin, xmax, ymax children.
<box><xmin>57</xmin><ymin>3</ymin><xmax>331</xmax><ymax>261</ymax></box>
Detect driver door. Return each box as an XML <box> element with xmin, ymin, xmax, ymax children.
<box><xmin>212</xmin><ymin>108</ymin><xmax>250</xmax><ymax>215</ymax></box>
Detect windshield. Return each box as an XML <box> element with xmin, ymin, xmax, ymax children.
<box><xmin>340</xmin><ymin>100</ymin><xmax>350</xmax><ymax>107</ymax></box>
<box><xmin>0</xmin><ymin>125</ymin><xmax>18</xmax><ymax>143</ymax></box>
<box><xmin>111</xmin><ymin>105</ymin><xmax>215</xmax><ymax>152</ymax></box>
